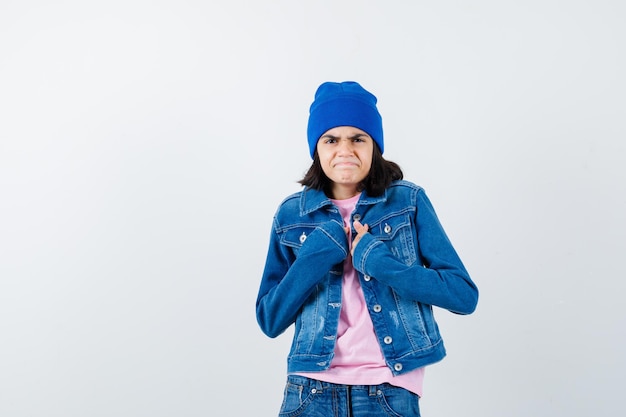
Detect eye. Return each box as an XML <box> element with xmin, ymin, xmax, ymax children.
<box><xmin>323</xmin><ymin>137</ymin><xmax>337</xmax><ymax>144</ymax></box>
<box><xmin>353</xmin><ymin>135</ymin><xmax>369</xmax><ymax>143</ymax></box>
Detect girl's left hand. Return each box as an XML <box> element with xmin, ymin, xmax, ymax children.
<box><xmin>351</xmin><ymin>220</ymin><xmax>369</xmax><ymax>256</ymax></box>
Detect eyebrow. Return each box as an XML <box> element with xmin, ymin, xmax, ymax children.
<box><xmin>321</xmin><ymin>133</ymin><xmax>370</xmax><ymax>140</ymax></box>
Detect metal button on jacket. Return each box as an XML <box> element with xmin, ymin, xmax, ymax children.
<box><xmin>383</xmin><ymin>336</ymin><xmax>393</xmax><ymax>344</ymax></box>
<box><xmin>373</xmin><ymin>304</ymin><xmax>382</xmax><ymax>313</ymax></box>
<box><xmin>394</xmin><ymin>363</ymin><xmax>403</xmax><ymax>372</ymax></box>
<box><xmin>384</xmin><ymin>223</ymin><xmax>392</xmax><ymax>234</ymax></box>
<box><xmin>299</xmin><ymin>232</ymin><xmax>307</xmax><ymax>243</ymax></box>
<box><xmin>353</xmin><ymin>214</ymin><xmax>361</xmax><ymax>221</ymax></box>
<box><xmin>363</xmin><ymin>275</ymin><xmax>371</xmax><ymax>281</ymax></box>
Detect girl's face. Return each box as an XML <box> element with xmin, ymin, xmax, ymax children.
<box><xmin>316</xmin><ymin>126</ymin><xmax>374</xmax><ymax>199</ymax></box>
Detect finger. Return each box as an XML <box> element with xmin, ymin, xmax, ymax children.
<box><xmin>355</xmin><ymin>223</ymin><xmax>369</xmax><ymax>235</ymax></box>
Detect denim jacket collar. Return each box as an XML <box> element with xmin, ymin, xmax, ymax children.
<box><xmin>300</xmin><ymin>187</ymin><xmax>388</xmax><ymax>216</ymax></box>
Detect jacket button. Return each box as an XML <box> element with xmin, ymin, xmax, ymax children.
<box><xmin>384</xmin><ymin>223</ymin><xmax>392</xmax><ymax>234</ymax></box>
<box><xmin>363</xmin><ymin>275</ymin><xmax>371</xmax><ymax>281</ymax></box>
<box><xmin>373</xmin><ymin>304</ymin><xmax>382</xmax><ymax>313</ymax></box>
<box><xmin>299</xmin><ymin>232</ymin><xmax>307</xmax><ymax>243</ymax></box>
<box><xmin>384</xmin><ymin>336</ymin><xmax>393</xmax><ymax>344</ymax></box>
<box><xmin>394</xmin><ymin>363</ymin><xmax>403</xmax><ymax>372</ymax></box>
<box><xmin>353</xmin><ymin>214</ymin><xmax>361</xmax><ymax>221</ymax></box>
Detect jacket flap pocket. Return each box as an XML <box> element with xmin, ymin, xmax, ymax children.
<box><xmin>371</xmin><ymin>213</ymin><xmax>410</xmax><ymax>241</ymax></box>
<box><xmin>281</xmin><ymin>226</ymin><xmax>317</xmax><ymax>248</ymax></box>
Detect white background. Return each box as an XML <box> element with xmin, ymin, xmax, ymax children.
<box><xmin>1</xmin><ymin>1</ymin><xmax>624</xmax><ymax>416</ymax></box>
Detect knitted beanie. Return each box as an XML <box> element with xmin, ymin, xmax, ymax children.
<box><xmin>306</xmin><ymin>81</ymin><xmax>384</xmax><ymax>158</ymax></box>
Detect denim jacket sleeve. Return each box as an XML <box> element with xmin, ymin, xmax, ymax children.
<box><xmin>352</xmin><ymin>188</ymin><xmax>478</xmax><ymax>314</ymax></box>
<box><xmin>256</xmin><ymin>218</ymin><xmax>348</xmax><ymax>338</ymax></box>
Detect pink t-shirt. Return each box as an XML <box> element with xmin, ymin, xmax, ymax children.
<box><xmin>296</xmin><ymin>193</ymin><xmax>425</xmax><ymax>397</ymax></box>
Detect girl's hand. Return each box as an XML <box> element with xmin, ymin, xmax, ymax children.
<box><xmin>351</xmin><ymin>220</ymin><xmax>369</xmax><ymax>256</ymax></box>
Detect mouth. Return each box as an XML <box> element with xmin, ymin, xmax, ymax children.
<box><xmin>333</xmin><ymin>161</ymin><xmax>359</xmax><ymax>168</ymax></box>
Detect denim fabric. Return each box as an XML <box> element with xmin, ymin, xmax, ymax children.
<box><xmin>279</xmin><ymin>375</ymin><xmax>420</xmax><ymax>417</ymax></box>
<box><xmin>256</xmin><ymin>180</ymin><xmax>479</xmax><ymax>376</ymax></box>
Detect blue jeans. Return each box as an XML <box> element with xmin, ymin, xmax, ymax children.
<box><xmin>278</xmin><ymin>375</ymin><xmax>421</xmax><ymax>417</ymax></box>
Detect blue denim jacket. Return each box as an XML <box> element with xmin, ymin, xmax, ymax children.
<box><xmin>256</xmin><ymin>180</ymin><xmax>478</xmax><ymax>376</ymax></box>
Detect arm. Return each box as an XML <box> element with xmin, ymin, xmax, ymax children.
<box><xmin>256</xmin><ymin>219</ymin><xmax>348</xmax><ymax>338</ymax></box>
<box><xmin>352</xmin><ymin>189</ymin><xmax>478</xmax><ymax>314</ymax></box>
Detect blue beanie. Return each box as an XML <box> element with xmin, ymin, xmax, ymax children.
<box><xmin>306</xmin><ymin>81</ymin><xmax>384</xmax><ymax>158</ymax></box>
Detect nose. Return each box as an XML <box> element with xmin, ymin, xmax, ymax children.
<box><xmin>337</xmin><ymin>138</ymin><xmax>354</xmax><ymax>154</ymax></box>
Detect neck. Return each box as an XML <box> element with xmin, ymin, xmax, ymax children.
<box><xmin>330</xmin><ymin>184</ymin><xmax>360</xmax><ymax>200</ymax></box>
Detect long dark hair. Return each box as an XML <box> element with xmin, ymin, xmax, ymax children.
<box><xmin>298</xmin><ymin>144</ymin><xmax>403</xmax><ymax>197</ymax></box>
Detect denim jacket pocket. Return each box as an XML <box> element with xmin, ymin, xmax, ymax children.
<box><xmin>280</xmin><ymin>225</ymin><xmax>318</xmax><ymax>255</ymax></box>
<box><xmin>368</xmin><ymin>212</ymin><xmax>417</xmax><ymax>266</ymax></box>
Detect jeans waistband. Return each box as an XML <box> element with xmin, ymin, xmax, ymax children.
<box><xmin>287</xmin><ymin>374</ymin><xmax>386</xmax><ymax>396</ymax></box>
